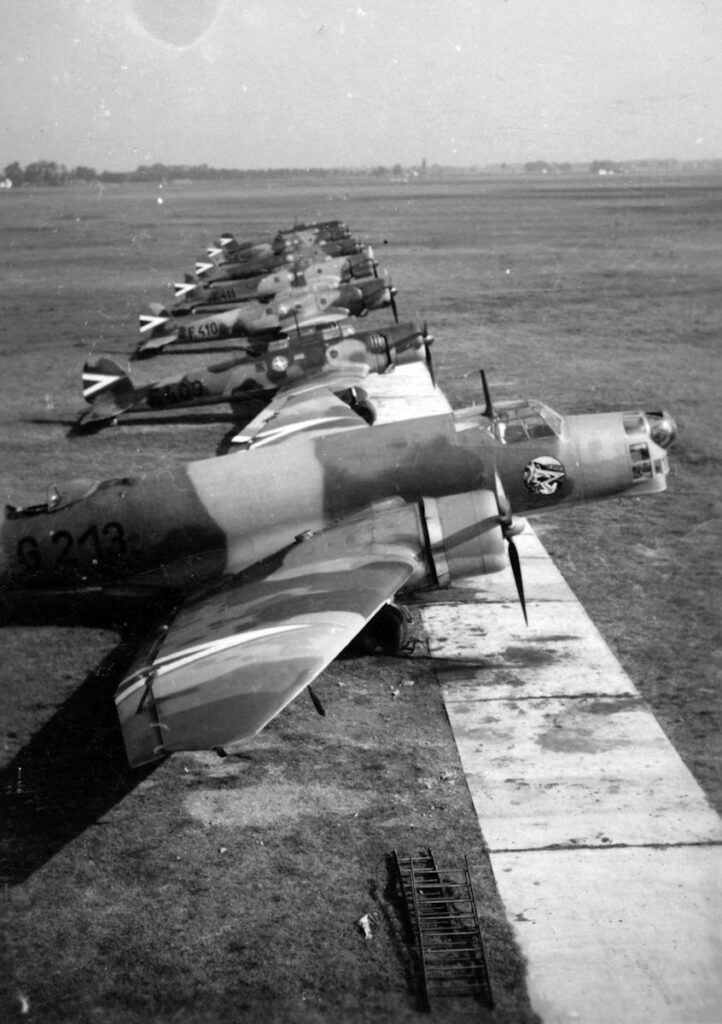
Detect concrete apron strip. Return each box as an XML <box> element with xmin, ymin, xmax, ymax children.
<box><xmin>419</xmin><ymin>524</ymin><xmax>722</xmax><ymax>1024</ymax></box>
<box><xmin>364</xmin><ymin>360</ymin><xmax>452</xmax><ymax>423</ymax></box>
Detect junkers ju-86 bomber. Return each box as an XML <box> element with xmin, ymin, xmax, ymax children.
<box><xmin>2</xmin><ymin>366</ymin><xmax>676</xmax><ymax>768</ymax></box>
<box><xmin>78</xmin><ymin>321</ymin><xmax>433</xmax><ymax>430</ymax></box>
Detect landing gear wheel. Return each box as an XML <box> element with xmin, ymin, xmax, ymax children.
<box><xmin>347</xmin><ymin>602</ymin><xmax>411</xmax><ymax>655</ymax></box>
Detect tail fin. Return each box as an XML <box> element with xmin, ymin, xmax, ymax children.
<box><xmin>139</xmin><ymin>304</ymin><xmax>172</xmax><ymax>337</ymax></box>
<box><xmin>173</xmin><ymin>276</ymin><xmax>200</xmax><ymax>301</ymax></box>
<box><xmin>78</xmin><ymin>357</ymin><xmax>136</xmax><ymax>426</ymax></box>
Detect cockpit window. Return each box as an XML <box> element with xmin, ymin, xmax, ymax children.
<box><xmin>629</xmin><ymin>441</ymin><xmax>653</xmax><ymax>480</ymax></box>
<box><xmin>486</xmin><ymin>400</ymin><xmax>564</xmax><ymax>444</ymax></box>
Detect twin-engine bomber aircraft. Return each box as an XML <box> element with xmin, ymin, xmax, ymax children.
<box><xmin>1</xmin><ymin>377</ymin><xmax>675</xmax><ymax>769</ymax></box>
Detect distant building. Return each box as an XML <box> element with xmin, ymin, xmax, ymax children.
<box><xmin>590</xmin><ymin>160</ymin><xmax>624</xmax><ymax>175</ymax></box>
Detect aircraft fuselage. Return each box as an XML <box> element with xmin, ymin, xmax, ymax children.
<box><xmin>0</xmin><ymin>406</ymin><xmax>668</xmax><ymax>594</ymax></box>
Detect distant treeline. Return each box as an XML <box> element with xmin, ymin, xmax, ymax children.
<box><xmin>1</xmin><ymin>161</ymin><xmax>359</xmax><ymax>187</ymax></box>
<box><xmin>2</xmin><ymin>157</ymin><xmax>716</xmax><ymax>188</ymax></box>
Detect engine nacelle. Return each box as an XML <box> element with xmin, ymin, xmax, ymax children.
<box><xmin>350</xmin><ymin>490</ymin><xmax>508</xmax><ymax>595</ymax></box>
<box><xmin>421</xmin><ymin>491</ymin><xmax>507</xmax><ymax>585</ymax></box>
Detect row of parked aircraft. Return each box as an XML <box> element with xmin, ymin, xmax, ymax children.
<box><xmin>78</xmin><ymin>218</ymin><xmax>424</xmax><ymax>430</ymax></box>
<box><xmin>1</xmin><ymin>217</ymin><xmax>677</xmax><ymax>769</ymax></box>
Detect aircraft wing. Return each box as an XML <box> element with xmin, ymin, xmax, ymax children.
<box><xmin>230</xmin><ymin>369</ymin><xmax>372</xmax><ymax>448</ymax></box>
<box><xmin>114</xmin><ymin>504</ymin><xmax>423</xmax><ymax>766</ymax></box>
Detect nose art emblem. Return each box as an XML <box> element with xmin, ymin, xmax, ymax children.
<box><xmin>524</xmin><ymin>455</ymin><xmax>566</xmax><ymax>495</ymax></box>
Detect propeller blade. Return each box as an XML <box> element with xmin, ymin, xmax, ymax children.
<box><xmin>423</xmin><ymin>337</ymin><xmax>435</xmax><ymax>388</ymax></box>
<box><xmin>493</xmin><ymin>470</ymin><xmax>512</xmax><ymax>529</ymax></box>
<box><xmin>480</xmin><ymin>369</ymin><xmax>495</xmax><ymax>420</ymax></box>
<box><xmin>426</xmin><ymin>343</ymin><xmax>435</xmax><ymax>386</ymax></box>
<box><xmin>390</xmin><ymin>288</ymin><xmax>399</xmax><ymax>323</ymax></box>
<box><xmin>507</xmin><ymin>536</ymin><xmax>528</xmax><ymax>626</ymax></box>
<box><xmin>308</xmin><ymin>685</ymin><xmax>326</xmax><ymax>717</ymax></box>
<box><xmin>421</xmin><ymin>321</ymin><xmax>435</xmax><ymax>384</ymax></box>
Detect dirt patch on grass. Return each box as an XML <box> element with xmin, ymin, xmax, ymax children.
<box><xmin>185</xmin><ymin>781</ymin><xmax>372</xmax><ymax>828</ymax></box>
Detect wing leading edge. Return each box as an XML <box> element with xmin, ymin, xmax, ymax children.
<box><xmin>230</xmin><ymin>371</ymin><xmax>371</xmax><ymax>448</ymax></box>
<box><xmin>115</xmin><ymin>500</ymin><xmax>427</xmax><ymax>766</ymax></box>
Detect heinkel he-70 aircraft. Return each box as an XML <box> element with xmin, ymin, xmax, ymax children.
<box><xmin>253</xmin><ymin>251</ymin><xmax>378</xmax><ymax>299</ymax></box>
<box><xmin>78</xmin><ymin>321</ymin><xmax>433</xmax><ymax>429</ymax></box>
<box><xmin>195</xmin><ymin>234</ymin><xmax>365</xmax><ymax>283</ymax></box>
<box><xmin>207</xmin><ymin>221</ymin><xmax>350</xmax><ymax>261</ymax></box>
<box><xmin>136</xmin><ymin>275</ymin><xmax>398</xmax><ymax>357</ymax></box>
<box><xmin>1</xmin><ymin>374</ymin><xmax>675</xmax><ymax>768</ymax></box>
<box><xmin>172</xmin><ymin>248</ymin><xmax>377</xmax><ymax>314</ymax></box>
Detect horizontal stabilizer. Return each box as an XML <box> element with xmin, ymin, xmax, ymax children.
<box><xmin>134</xmin><ymin>333</ymin><xmax>179</xmax><ymax>358</ymax></box>
<box><xmin>75</xmin><ymin>400</ymin><xmax>124</xmax><ymax>428</ymax></box>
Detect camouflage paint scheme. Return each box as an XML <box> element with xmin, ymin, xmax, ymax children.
<box><xmin>78</xmin><ymin>322</ymin><xmax>432</xmax><ymax>428</ymax></box>
<box><xmin>195</xmin><ymin>231</ymin><xmax>364</xmax><ymax>283</ymax></box>
<box><xmin>0</xmin><ymin>386</ymin><xmax>674</xmax><ymax>767</ymax></box>
<box><xmin>172</xmin><ymin>249</ymin><xmax>376</xmax><ymax>313</ymax></box>
<box><xmin>136</xmin><ymin>275</ymin><xmax>395</xmax><ymax>357</ymax></box>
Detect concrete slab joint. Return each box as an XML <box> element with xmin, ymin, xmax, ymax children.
<box><xmin>419</xmin><ymin>524</ymin><xmax>722</xmax><ymax>1024</ymax></box>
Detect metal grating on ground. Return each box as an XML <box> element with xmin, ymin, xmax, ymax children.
<box><xmin>393</xmin><ymin>847</ymin><xmax>494</xmax><ymax>1011</ymax></box>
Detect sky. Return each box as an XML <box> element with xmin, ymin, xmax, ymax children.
<box><xmin>1</xmin><ymin>0</ymin><xmax>721</xmax><ymax>171</ymax></box>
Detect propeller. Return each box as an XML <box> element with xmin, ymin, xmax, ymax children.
<box><xmin>493</xmin><ymin>469</ymin><xmax>527</xmax><ymax>625</ymax></box>
<box><xmin>385</xmin><ymin>272</ymin><xmax>399</xmax><ymax>323</ymax></box>
<box><xmin>422</xmin><ymin>321</ymin><xmax>435</xmax><ymax>386</ymax></box>
<box><xmin>479</xmin><ymin>370</ymin><xmax>527</xmax><ymax>621</ymax></box>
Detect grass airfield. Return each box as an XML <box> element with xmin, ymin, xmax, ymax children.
<box><xmin>0</xmin><ymin>174</ymin><xmax>720</xmax><ymax>1023</ymax></box>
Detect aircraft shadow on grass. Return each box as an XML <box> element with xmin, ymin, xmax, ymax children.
<box><xmin>0</xmin><ymin>593</ymin><xmax>174</xmax><ymax>885</ymax></box>
<box><xmin>24</xmin><ymin>409</ymin><xmax>249</xmax><ymax>439</ymax></box>
<box><xmin>66</xmin><ymin>410</ymin><xmax>242</xmax><ymax>437</ymax></box>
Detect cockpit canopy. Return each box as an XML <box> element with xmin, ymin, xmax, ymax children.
<box><xmin>483</xmin><ymin>400</ymin><xmax>565</xmax><ymax>444</ymax></box>
<box><xmin>292</xmin><ymin>320</ymin><xmax>356</xmax><ymax>343</ymax></box>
